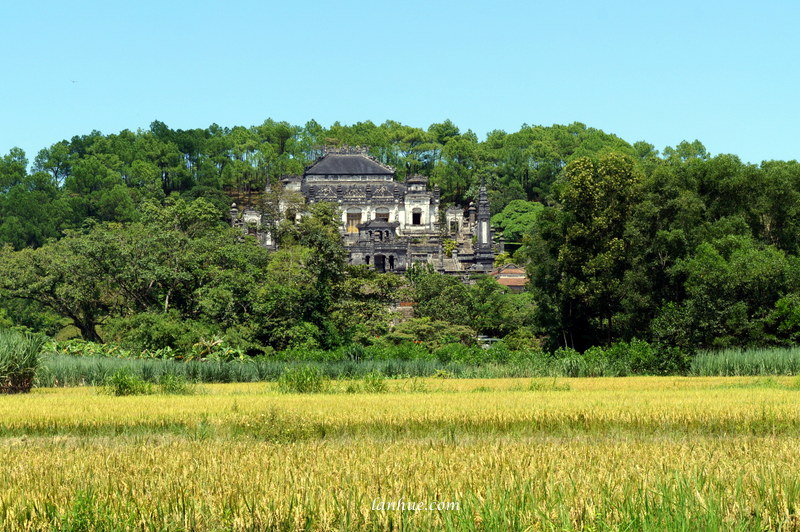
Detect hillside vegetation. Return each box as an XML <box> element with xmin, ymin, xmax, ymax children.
<box><xmin>2</xmin><ymin>120</ymin><xmax>800</xmax><ymax>355</ymax></box>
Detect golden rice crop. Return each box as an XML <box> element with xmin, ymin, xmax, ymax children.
<box><xmin>1</xmin><ymin>377</ymin><xmax>799</xmax><ymax>530</ymax></box>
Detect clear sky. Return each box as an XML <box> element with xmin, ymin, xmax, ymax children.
<box><xmin>1</xmin><ymin>0</ymin><xmax>798</xmax><ymax>165</ymax></box>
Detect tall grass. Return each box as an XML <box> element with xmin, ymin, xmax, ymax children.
<box><xmin>38</xmin><ymin>355</ymin><xmax>567</xmax><ymax>386</ymax></box>
<box><xmin>277</xmin><ymin>366</ymin><xmax>329</xmax><ymax>394</ymax></box>
<box><xmin>691</xmin><ymin>346</ymin><xmax>800</xmax><ymax>376</ymax></box>
<box><xmin>0</xmin><ymin>329</ymin><xmax>44</xmax><ymax>393</ymax></box>
<box><xmin>40</xmin><ymin>345</ymin><xmax>800</xmax><ymax>386</ymax></box>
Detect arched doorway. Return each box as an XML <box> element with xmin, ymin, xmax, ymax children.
<box><xmin>374</xmin><ymin>254</ymin><xmax>386</xmax><ymax>273</ymax></box>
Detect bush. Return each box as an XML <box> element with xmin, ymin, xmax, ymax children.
<box><xmin>484</xmin><ymin>342</ymin><xmax>513</xmax><ymax>364</ymax></box>
<box><xmin>277</xmin><ymin>366</ymin><xmax>328</xmax><ymax>394</ymax></box>
<box><xmin>550</xmin><ymin>340</ymin><xmax>691</xmax><ymax>377</ymax></box>
<box><xmin>0</xmin><ymin>329</ymin><xmax>44</xmax><ymax>393</ymax></box>
<box><xmin>507</xmin><ymin>348</ymin><xmax>549</xmax><ymax>366</ymax></box>
<box><xmin>502</xmin><ymin>328</ymin><xmax>542</xmax><ymax>351</ymax></box>
<box><xmin>378</xmin><ymin>318</ymin><xmax>477</xmax><ymax>350</ymax></box>
<box><xmin>188</xmin><ymin>336</ymin><xmax>245</xmax><ymax>362</ymax></box>
<box><xmin>271</xmin><ymin>347</ymin><xmax>341</xmax><ymax>363</ymax></box>
<box><xmin>158</xmin><ymin>374</ymin><xmax>196</xmax><ymax>395</ymax></box>
<box><xmin>45</xmin><ymin>339</ymin><xmax>176</xmax><ymax>360</ymax></box>
<box><xmin>581</xmin><ymin>346</ymin><xmax>619</xmax><ymax>376</ymax></box>
<box><xmin>344</xmin><ymin>344</ymin><xmax>365</xmax><ymax>362</ymax></box>
<box><xmin>434</xmin><ymin>343</ymin><xmax>477</xmax><ymax>364</ymax></box>
<box><xmin>102</xmin><ymin>369</ymin><xmax>152</xmax><ymax>396</ymax></box>
<box><xmin>104</xmin><ymin>311</ymin><xmax>214</xmax><ymax>354</ymax></box>
<box><xmin>605</xmin><ymin>339</ymin><xmax>691</xmax><ymax>376</ymax></box>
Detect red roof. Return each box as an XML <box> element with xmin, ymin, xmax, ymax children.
<box><xmin>490</xmin><ymin>264</ymin><xmax>526</xmax><ymax>276</ymax></box>
<box><xmin>497</xmin><ymin>277</ymin><xmax>527</xmax><ymax>287</ymax></box>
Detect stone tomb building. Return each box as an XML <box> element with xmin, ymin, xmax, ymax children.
<box><xmin>231</xmin><ymin>147</ymin><xmax>496</xmax><ymax>274</ymax></box>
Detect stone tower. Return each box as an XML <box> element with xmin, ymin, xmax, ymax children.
<box><xmin>474</xmin><ymin>180</ymin><xmax>494</xmax><ymax>271</ymax></box>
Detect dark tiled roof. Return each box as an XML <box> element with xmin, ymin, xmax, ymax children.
<box><xmin>305</xmin><ymin>154</ymin><xmax>394</xmax><ymax>176</ymax></box>
<box><xmin>406</xmin><ymin>174</ymin><xmax>428</xmax><ymax>184</ymax></box>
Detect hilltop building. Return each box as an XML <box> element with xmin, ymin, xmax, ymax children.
<box><xmin>489</xmin><ymin>264</ymin><xmax>529</xmax><ymax>293</ymax></box>
<box><xmin>230</xmin><ymin>147</ymin><xmax>497</xmax><ymax>274</ymax></box>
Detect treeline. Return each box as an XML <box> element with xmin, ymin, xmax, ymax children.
<box><xmin>2</xmin><ymin>118</ymin><xmax>800</xmax><ymax>354</ymax></box>
<box><xmin>522</xmin><ymin>150</ymin><xmax>800</xmax><ymax>351</ymax></box>
<box><xmin>0</xmin><ymin>119</ymin><xmax>633</xmax><ymax>250</ymax></box>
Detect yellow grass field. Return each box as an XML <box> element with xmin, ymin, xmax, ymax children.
<box><xmin>2</xmin><ymin>377</ymin><xmax>800</xmax><ymax>530</ymax></box>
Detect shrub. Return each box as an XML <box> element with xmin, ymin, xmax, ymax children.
<box><xmin>0</xmin><ymin>329</ymin><xmax>44</xmax><ymax>393</ymax></box>
<box><xmin>434</xmin><ymin>343</ymin><xmax>476</xmax><ymax>364</ymax></box>
<box><xmin>605</xmin><ymin>339</ymin><xmax>692</xmax><ymax>376</ymax></box>
<box><xmin>502</xmin><ymin>328</ymin><xmax>542</xmax><ymax>351</ymax></box>
<box><xmin>102</xmin><ymin>369</ymin><xmax>152</xmax><ymax>396</ymax></box>
<box><xmin>484</xmin><ymin>342</ymin><xmax>513</xmax><ymax>364</ymax></box>
<box><xmin>44</xmin><ymin>339</ymin><xmax>178</xmax><ymax>360</ymax></box>
<box><xmin>549</xmin><ymin>340</ymin><xmax>691</xmax><ymax>377</ymax></box>
<box><xmin>378</xmin><ymin>318</ymin><xmax>477</xmax><ymax>350</ymax></box>
<box><xmin>657</xmin><ymin>345</ymin><xmax>693</xmax><ymax>375</ymax></box>
<box><xmin>104</xmin><ymin>311</ymin><xmax>213</xmax><ymax>354</ymax></box>
<box><xmin>344</xmin><ymin>344</ymin><xmax>365</xmax><ymax>362</ymax></box>
<box><xmin>276</xmin><ymin>347</ymin><xmax>341</xmax><ymax>363</ymax></box>
<box><xmin>583</xmin><ymin>345</ymin><xmax>623</xmax><ymax>376</ymax></box>
<box><xmin>277</xmin><ymin>366</ymin><xmax>328</xmax><ymax>394</ymax></box>
<box><xmin>507</xmin><ymin>348</ymin><xmax>549</xmax><ymax>366</ymax></box>
<box><xmin>189</xmin><ymin>336</ymin><xmax>245</xmax><ymax>362</ymax></box>
<box><xmin>158</xmin><ymin>374</ymin><xmax>196</xmax><ymax>395</ymax></box>
<box><xmin>275</xmin><ymin>322</ymin><xmax>322</xmax><ymax>350</ymax></box>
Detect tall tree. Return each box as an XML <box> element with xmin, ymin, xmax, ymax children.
<box><xmin>525</xmin><ymin>152</ymin><xmax>643</xmax><ymax>349</ymax></box>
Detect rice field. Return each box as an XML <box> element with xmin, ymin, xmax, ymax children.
<box><xmin>2</xmin><ymin>377</ymin><xmax>800</xmax><ymax>530</ymax></box>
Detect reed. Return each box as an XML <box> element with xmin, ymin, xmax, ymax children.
<box><xmin>0</xmin><ymin>328</ymin><xmax>44</xmax><ymax>393</ymax></box>
<box><xmin>691</xmin><ymin>346</ymin><xmax>800</xmax><ymax>376</ymax></box>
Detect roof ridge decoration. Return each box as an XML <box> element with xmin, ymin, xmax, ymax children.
<box><xmin>322</xmin><ymin>145</ymin><xmax>369</xmax><ymax>155</ymax></box>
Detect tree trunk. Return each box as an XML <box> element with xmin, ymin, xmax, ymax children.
<box><xmin>76</xmin><ymin>321</ymin><xmax>103</xmax><ymax>343</ymax></box>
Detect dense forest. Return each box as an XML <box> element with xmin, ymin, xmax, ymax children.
<box><xmin>2</xmin><ymin>118</ymin><xmax>800</xmax><ymax>356</ymax></box>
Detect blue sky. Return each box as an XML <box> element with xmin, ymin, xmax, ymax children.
<box><xmin>1</xmin><ymin>0</ymin><xmax>798</xmax><ymax>165</ymax></box>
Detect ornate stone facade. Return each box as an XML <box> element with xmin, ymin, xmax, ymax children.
<box><xmin>232</xmin><ymin>148</ymin><xmax>496</xmax><ymax>274</ymax></box>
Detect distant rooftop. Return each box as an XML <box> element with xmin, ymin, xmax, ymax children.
<box><xmin>490</xmin><ymin>264</ymin><xmax>528</xmax><ymax>289</ymax></box>
<box><xmin>496</xmin><ymin>277</ymin><xmax>527</xmax><ymax>287</ymax></box>
<box><xmin>305</xmin><ymin>149</ymin><xmax>394</xmax><ymax>176</ymax></box>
